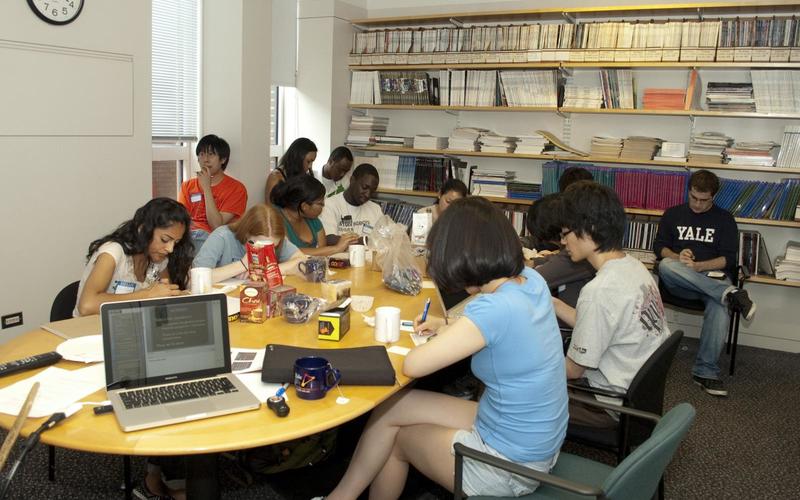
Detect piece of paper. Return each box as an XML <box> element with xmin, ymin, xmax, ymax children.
<box><xmin>217</xmin><ymin>278</ymin><xmax>246</xmax><ymax>287</ymax></box>
<box><xmin>387</xmin><ymin>346</ymin><xmax>411</xmax><ymax>356</ymax></box>
<box><xmin>410</xmin><ymin>332</ymin><xmax>435</xmax><ymax>346</ymax></box>
<box><xmin>56</xmin><ymin>335</ymin><xmax>104</xmax><ymax>363</ymax></box>
<box><xmin>422</xmin><ymin>280</ymin><xmax>436</xmax><ymax>289</ymax></box>
<box><xmin>0</xmin><ymin>364</ymin><xmax>106</xmax><ymax>418</ymax></box>
<box><xmin>230</xmin><ymin>348</ymin><xmax>265</xmax><ymax>374</ymax></box>
<box><xmin>234</xmin><ymin>373</ymin><xmax>286</xmax><ymax>402</ymax></box>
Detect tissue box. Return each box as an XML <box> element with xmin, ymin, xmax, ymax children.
<box><xmin>318</xmin><ymin>304</ymin><xmax>351</xmax><ymax>341</ymax></box>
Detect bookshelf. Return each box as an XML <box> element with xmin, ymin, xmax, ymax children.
<box><xmin>351</xmin><ymin>1</ymin><xmax>800</xmax><ymax>295</ymax></box>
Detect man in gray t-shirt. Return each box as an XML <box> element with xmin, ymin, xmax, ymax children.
<box><xmin>553</xmin><ymin>182</ymin><xmax>668</xmax><ymax>429</ymax></box>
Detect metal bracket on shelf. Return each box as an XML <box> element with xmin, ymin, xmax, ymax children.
<box><xmin>351</xmin><ymin>24</ymin><xmax>368</xmax><ymax>32</ymax></box>
<box><xmin>688</xmin><ymin>114</ymin><xmax>697</xmax><ymax>137</ymax></box>
<box><xmin>562</xmin><ymin>115</ymin><xmax>573</xmax><ymax>145</ymax></box>
<box><xmin>696</xmin><ymin>8</ymin><xmax>704</xmax><ymax>21</ymax></box>
<box><xmin>556</xmin><ymin>109</ymin><xmax>570</xmax><ymax>120</ymax></box>
<box><xmin>351</xmin><ymin>107</ymin><xmax>368</xmax><ymax>117</ymax></box>
<box><xmin>444</xmin><ymin>109</ymin><xmax>460</xmax><ymax>117</ymax></box>
<box><xmin>449</xmin><ymin>17</ymin><xmax>464</xmax><ymax>28</ymax></box>
<box><xmin>562</xmin><ymin>12</ymin><xmax>577</xmax><ymax>25</ymax></box>
<box><xmin>558</xmin><ymin>66</ymin><xmax>573</xmax><ymax>78</ymax></box>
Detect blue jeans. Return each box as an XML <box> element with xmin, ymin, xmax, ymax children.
<box><xmin>658</xmin><ymin>258</ymin><xmax>736</xmax><ymax>380</ymax></box>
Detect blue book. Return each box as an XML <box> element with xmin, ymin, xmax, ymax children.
<box><xmin>751</xmin><ymin>183</ymin><xmax>781</xmax><ymax>219</ymax></box>
<box><xmin>740</xmin><ymin>182</ymin><xmax>769</xmax><ymax>218</ymax></box>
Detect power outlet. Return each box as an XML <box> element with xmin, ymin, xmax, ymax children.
<box><xmin>1</xmin><ymin>312</ymin><xmax>23</xmax><ymax>329</ymax></box>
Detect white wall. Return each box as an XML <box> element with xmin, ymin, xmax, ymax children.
<box><xmin>0</xmin><ymin>1</ymin><xmax>152</xmax><ymax>342</ymax></box>
<box><xmin>330</xmin><ymin>0</ymin><xmax>800</xmax><ymax>352</ymax></box>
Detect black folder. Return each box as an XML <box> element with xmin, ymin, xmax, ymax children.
<box><xmin>261</xmin><ymin>344</ymin><xmax>397</xmax><ymax>386</ymax></box>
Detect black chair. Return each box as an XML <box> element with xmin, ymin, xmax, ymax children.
<box><xmin>567</xmin><ymin>330</ymin><xmax>684</xmax><ymax>464</ymax></box>
<box><xmin>656</xmin><ymin>264</ymin><xmax>748</xmax><ymax>375</ymax></box>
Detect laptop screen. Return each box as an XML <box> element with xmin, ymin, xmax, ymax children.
<box><xmin>101</xmin><ymin>294</ymin><xmax>231</xmax><ymax>390</ymax></box>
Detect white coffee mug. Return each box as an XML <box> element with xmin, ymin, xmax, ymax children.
<box><xmin>189</xmin><ymin>267</ymin><xmax>213</xmax><ymax>294</ymax></box>
<box><xmin>374</xmin><ymin>306</ymin><xmax>401</xmax><ymax>343</ymax></box>
<box><xmin>349</xmin><ymin>244</ymin><xmax>366</xmax><ymax>268</ymax></box>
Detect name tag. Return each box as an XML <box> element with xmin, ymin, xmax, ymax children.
<box><xmin>113</xmin><ymin>280</ymin><xmax>136</xmax><ymax>294</ymax></box>
<box><xmin>190</xmin><ymin>193</ymin><xmax>202</xmax><ymax>203</ymax></box>
<box><xmin>362</xmin><ymin>223</ymin><xmax>373</xmax><ymax>234</ymax></box>
<box><xmin>558</xmin><ymin>284</ymin><xmax>566</xmax><ymax>293</ymax></box>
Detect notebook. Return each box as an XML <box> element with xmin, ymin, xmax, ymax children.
<box><xmin>101</xmin><ymin>293</ymin><xmax>260</xmax><ymax>432</ymax></box>
<box><xmin>40</xmin><ymin>315</ymin><xmax>101</xmax><ymax>339</ymax></box>
<box><xmin>433</xmin><ymin>284</ymin><xmax>475</xmax><ymax>323</ymax></box>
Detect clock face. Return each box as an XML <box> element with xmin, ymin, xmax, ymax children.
<box><xmin>28</xmin><ymin>0</ymin><xmax>84</xmax><ymax>25</ymax></box>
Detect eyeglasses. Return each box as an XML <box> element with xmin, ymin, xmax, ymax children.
<box><xmin>560</xmin><ymin>229</ymin><xmax>574</xmax><ymax>239</ymax></box>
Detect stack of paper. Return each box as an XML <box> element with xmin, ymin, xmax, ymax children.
<box><xmin>621</xmin><ymin>136</ymin><xmax>663</xmax><ymax>160</ymax></box>
<box><xmin>688</xmin><ymin>131</ymin><xmax>733</xmax><ymax>164</ymax></box>
<box><xmin>479</xmin><ymin>133</ymin><xmax>518</xmax><ymax>153</ymax></box>
<box><xmin>470</xmin><ymin>169</ymin><xmax>516</xmax><ymax>197</ymax></box>
<box><xmin>591</xmin><ymin>136</ymin><xmax>624</xmax><ymax>157</ymax></box>
<box><xmin>413</xmin><ymin>135</ymin><xmax>448</xmax><ymax>150</ymax></box>
<box><xmin>724</xmin><ymin>141</ymin><xmax>777</xmax><ymax>166</ymax></box>
<box><xmin>642</xmin><ymin>88</ymin><xmax>686</xmax><ymax>110</ymax></box>
<box><xmin>448</xmin><ymin>127</ymin><xmax>487</xmax><ymax>151</ymax></box>
<box><xmin>705</xmin><ymin>82</ymin><xmax>755</xmax><ymax>112</ymax></box>
<box><xmin>776</xmin><ymin>241</ymin><xmax>800</xmax><ymax>282</ymax></box>
<box><xmin>654</xmin><ymin>141</ymin><xmax>687</xmax><ymax>162</ymax></box>
<box><xmin>346</xmin><ymin>116</ymin><xmax>390</xmax><ymax>146</ymax></box>
<box><xmin>515</xmin><ymin>133</ymin><xmax>549</xmax><ymax>154</ymax></box>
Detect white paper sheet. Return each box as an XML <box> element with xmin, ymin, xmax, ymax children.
<box><xmin>234</xmin><ymin>373</ymin><xmax>287</xmax><ymax>402</ymax></box>
<box><xmin>0</xmin><ymin>364</ymin><xmax>106</xmax><ymax>418</ymax></box>
<box><xmin>230</xmin><ymin>348</ymin><xmax>265</xmax><ymax>374</ymax></box>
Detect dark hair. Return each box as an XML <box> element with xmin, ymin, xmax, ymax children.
<box><xmin>278</xmin><ymin>138</ymin><xmax>318</xmax><ymax>178</ymax></box>
<box><xmin>558</xmin><ymin>166</ymin><xmax>593</xmax><ymax>192</ymax></box>
<box><xmin>561</xmin><ymin>181</ymin><xmax>625</xmax><ymax>253</ymax></box>
<box><xmin>439</xmin><ymin>178</ymin><xmax>468</xmax><ymax>198</ymax></box>
<box><xmin>689</xmin><ymin>169</ymin><xmax>720</xmax><ymax>195</ymax></box>
<box><xmin>526</xmin><ymin>193</ymin><xmax>564</xmax><ymax>251</ymax></box>
<box><xmin>271</xmin><ymin>175</ymin><xmax>326</xmax><ymax>213</ymax></box>
<box><xmin>87</xmin><ymin>198</ymin><xmax>194</xmax><ymax>289</ymax></box>
<box><xmin>328</xmin><ymin>146</ymin><xmax>353</xmax><ymax>163</ymax></box>
<box><xmin>351</xmin><ymin>162</ymin><xmax>379</xmax><ymax>181</ymax></box>
<box><xmin>195</xmin><ymin>134</ymin><xmax>231</xmax><ymax>170</ymax></box>
<box><xmin>427</xmin><ymin>197</ymin><xmax>524</xmax><ymax>292</ymax></box>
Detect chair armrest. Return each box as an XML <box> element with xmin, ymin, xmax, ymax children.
<box><xmin>569</xmin><ymin>393</ymin><xmax>661</xmax><ymax>424</ymax></box>
<box><xmin>567</xmin><ymin>381</ymin><xmax>628</xmax><ymax>401</ymax></box>
<box><xmin>453</xmin><ymin>443</ymin><xmax>603</xmax><ymax>499</ymax></box>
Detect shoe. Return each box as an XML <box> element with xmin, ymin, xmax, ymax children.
<box><xmin>132</xmin><ymin>479</ymin><xmax>175</xmax><ymax>500</ymax></box>
<box><xmin>692</xmin><ymin>375</ymin><xmax>729</xmax><ymax>397</ymax></box>
<box><xmin>728</xmin><ymin>289</ymin><xmax>756</xmax><ymax>321</ymax></box>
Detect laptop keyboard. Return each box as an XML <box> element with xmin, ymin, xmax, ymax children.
<box><xmin>118</xmin><ymin>377</ymin><xmax>238</xmax><ymax>409</ymax></box>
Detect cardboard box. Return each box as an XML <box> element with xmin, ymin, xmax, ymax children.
<box><xmin>267</xmin><ymin>284</ymin><xmax>296</xmax><ymax>318</ymax></box>
<box><xmin>321</xmin><ymin>279</ymin><xmax>351</xmax><ymax>306</ymax></box>
<box><xmin>240</xmin><ymin>281</ymin><xmax>267</xmax><ymax>323</ymax></box>
<box><xmin>318</xmin><ymin>304</ymin><xmax>351</xmax><ymax>341</ymax></box>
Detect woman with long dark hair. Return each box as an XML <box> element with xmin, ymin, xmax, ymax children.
<box><xmin>264</xmin><ymin>137</ymin><xmax>318</xmax><ymax>202</ymax></box>
<box><xmin>75</xmin><ymin>198</ymin><xmax>193</xmax><ymax>316</ymax></box>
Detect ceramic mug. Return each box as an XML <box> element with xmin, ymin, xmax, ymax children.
<box><xmin>298</xmin><ymin>257</ymin><xmax>327</xmax><ymax>282</ymax></box>
<box><xmin>189</xmin><ymin>267</ymin><xmax>212</xmax><ymax>294</ymax></box>
<box><xmin>293</xmin><ymin>356</ymin><xmax>342</xmax><ymax>400</ymax></box>
<box><xmin>374</xmin><ymin>306</ymin><xmax>401</xmax><ymax>343</ymax></box>
<box><xmin>349</xmin><ymin>244</ymin><xmax>366</xmax><ymax>267</ymax></box>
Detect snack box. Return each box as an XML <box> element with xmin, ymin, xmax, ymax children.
<box><xmin>318</xmin><ymin>303</ymin><xmax>351</xmax><ymax>341</ymax></box>
<box><xmin>267</xmin><ymin>284</ymin><xmax>296</xmax><ymax>318</ymax></box>
<box><xmin>321</xmin><ymin>279</ymin><xmax>351</xmax><ymax>306</ymax></box>
<box><xmin>240</xmin><ymin>281</ymin><xmax>267</xmax><ymax>323</ymax></box>
<box><xmin>246</xmin><ymin>240</ymin><xmax>283</xmax><ymax>287</ymax></box>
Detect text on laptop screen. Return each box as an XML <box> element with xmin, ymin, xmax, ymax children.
<box><xmin>105</xmin><ymin>298</ymin><xmax>227</xmax><ymax>387</ymax></box>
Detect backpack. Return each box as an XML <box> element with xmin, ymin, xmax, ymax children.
<box><xmin>241</xmin><ymin>429</ymin><xmax>337</xmax><ymax>475</ymax></box>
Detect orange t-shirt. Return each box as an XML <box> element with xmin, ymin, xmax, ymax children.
<box><xmin>178</xmin><ymin>174</ymin><xmax>247</xmax><ymax>233</ymax></box>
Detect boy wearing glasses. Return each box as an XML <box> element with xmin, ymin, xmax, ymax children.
<box><xmin>654</xmin><ymin>169</ymin><xmax>754</xmax><ymax>398</ymax></box>
<box><xmin>178</xmin><ymin>134</ymin><xmax>248</xmax><ymax>250</ymax></box>
<box><xmin>553</xmin><ymin>181</ymin><xmax>668</xmax><ymax>429</ymax></box>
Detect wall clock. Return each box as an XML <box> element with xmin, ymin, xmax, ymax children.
<box><xmin>27</xmin><ymin>0</ymin><xmax>84</xmax><ymax>25</ymax></box>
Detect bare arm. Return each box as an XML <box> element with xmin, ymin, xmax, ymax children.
<box><xmin>278</xmin><ymin>250</ymin><xmax>305</xmax><ymax>277</ymax></box>
<box><xmin>299</xmin><ymin>230</ymin><xmax>358</xmax><ymax>256</ymax></box>
<box><xmin>662</xmin><ymin>249</ymin><xmax>727</xmax><ymax>273</ymax></box>
<box><xmin>77</xmin><ymin>254</ymin><xmax>184</xmax><ymax>316</ymax></box>
<box><xmin>264</xmin><ymin>171</ymin><xmax>283</xmax><ymax>203</ymax></box>
<box><xmin>565</xmin><ymin>356</ymin><xmax>587</xmax><ymax>380</ymax></box>
<box><xmin>552</xmin><ymin>297</ymin><xmax>577</xmax><ymax>328</ymax></box>
<box><xmin>403</xmin><ymin>316</ymin><xmax>486</xmax><ymax>379</ymax></box>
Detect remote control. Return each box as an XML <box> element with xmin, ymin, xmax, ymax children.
<box><xmin>0</xmin><ymin>352</ymin><xmax>62</xmax><ymax>377</ymax></box>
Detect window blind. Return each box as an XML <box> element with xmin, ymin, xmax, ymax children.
<box><xmin>152</xmin><ymin>0</ymin><xmax>199</xmax><ymax>140</ymax></box>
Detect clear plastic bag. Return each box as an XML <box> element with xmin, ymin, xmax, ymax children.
<box><xmin>376</xmin><ymin>219</ymin><xmax>423</xmax><ymax>295</ymax></box>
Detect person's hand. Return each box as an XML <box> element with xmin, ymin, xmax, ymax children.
<box><xmin>197</xmin><ymin>166</ymin><xmax>213</xmax><ymax>192</ymax></box>
<box><xmin>146</xmin><ymin>281</ymin><xmax>186</xmax><ymax>298</ymax></box>
<box><xmin>334</xmin><ymin>233</ymin><xmax>360</xmax><ymax>252</ymax></box>
<box><xmin>679</xmin><ymin>249</ymin><xmax>695</xmax><ymax>266</ymax></box>
<box><xmin>413</xmin><ymin>314</ymin><xmax>445</xmax><ymax>335</ymax></box>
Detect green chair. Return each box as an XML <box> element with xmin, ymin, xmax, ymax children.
<box><xmin>454</xmin><ymin>397</ymin><xmax>695</xmax><ymax>500</ymax></box>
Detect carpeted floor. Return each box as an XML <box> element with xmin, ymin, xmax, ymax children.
<box><xmin>1</xmin><ymin>337</ymin><xmax>798</xmax><ymax>499</ymax></box>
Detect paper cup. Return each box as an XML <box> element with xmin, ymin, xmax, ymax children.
<box><xmin>190</xmin><ymin>267</ymin><xmax>213</xmax><ymax>294</ymax></box>
<box><xmin>349</xmin><ymin>244</ymin><xmax>366</xmax><ymax>268</ymax></box>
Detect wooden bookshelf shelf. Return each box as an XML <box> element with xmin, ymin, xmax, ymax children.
<box><xmin>374</xmin><ymin>187</ymin><xmax>800</xmax><ymax>228</ymax></box>
<box><xmin>350</xmin><ymin>62</ymin><xmax>800</xmax><ymax>71</ymax></box>
<box><xmin>350</xmin><ymin>103</ymin><xmax>800</xmax><ymax>120</ymax></box>
<box><xmin>352</xmin><ymin>145</ymin><xmax>800</xmax><ymax>175</ymax></box>
<box><xmin>747</xmin><ymin>275</ymin><xmax>800</xmax><ymax>287</ymax></box>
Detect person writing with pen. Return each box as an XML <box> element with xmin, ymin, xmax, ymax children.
<box><xmin>318</xmin><ymin>197</ymin><xmax>567</xmax><ymax>500</ymax></box>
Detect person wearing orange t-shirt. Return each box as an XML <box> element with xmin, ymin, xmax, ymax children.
<box><xmin>179</xmin><ymin>134</ymin><xmax>247</xmax><ymax>250</ymax></box>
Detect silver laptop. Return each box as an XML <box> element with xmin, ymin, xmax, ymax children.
<box><xmin>434</xmin><ymin>285</ymin><xmax>476</xmax><ymax>323</ymax></box>
<box><xmin>101</xmin><ymin>293</ymin><xmax>260</xmax><ymax>432</ymax></box>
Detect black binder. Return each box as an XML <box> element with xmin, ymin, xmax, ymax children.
<box><xmin>261</xmin><ymin>344</ymin><xmax>397</xmax><ymax>386</ymax></box>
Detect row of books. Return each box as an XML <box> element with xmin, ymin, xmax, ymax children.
<box><xmin>437</xmin><ymin>69</ymin><xmax>560</xmax><ymax>107</ymax></box>
<box><xmin>470</xmin><ymin>169</ymin><xmax>516</xmax><ymax>197</ymax></box>
<box><xmin>375</xmin><ymin>199</ymin><xmax>421</xmax><ymax>228</ymax></box>
<box><xmin>777</xmin><ymin>126</ymin><xmax>800</xmax><ymax>168</ymax></box>
<box><xmin>714</xmin><ymin>178</ymin><xmax>800</xmax><ymax>221</ymax></box>
<box><xmin>350</xmin><ymin>17</ymin><xmax>800</xmax><ymax>65</ymax></box>
<box><xmin>739</xmin><ymin>230</ymin><xmax>774</xmax><ymax>277</ymax></box>
<box><xmin>355</xmin><ymin>154</ymin><xmax>466</xmax><ymax>193</ymax></box>
<box><xmin>752</xmin><ymin>70</ymin><xmax>800</xmax><ymax>114</ymax></box>
<box><xmin>542</xmin><ymin>161</ymin><xmax>690</xmax><ymax>210</ymax></box>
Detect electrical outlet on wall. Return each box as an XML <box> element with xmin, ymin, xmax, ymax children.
<box><xmin>1</xmin><ymin>312</ymin><xmax>23</xmax><ymax>329</ymax></box>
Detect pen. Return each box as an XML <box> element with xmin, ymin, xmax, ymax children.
<box><xmin>420</xmin><ymin>298</ymin><xmax>431</xmax><ymax>323</ymax></box>
<box><xmin>275</xmin><ymin>383</ymin><xmax>289</xmax><ymax>398</ymax></box>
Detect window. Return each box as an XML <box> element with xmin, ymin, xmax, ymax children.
<box><xmin>151</xmin><ymin>0</ymin><xmax>200</xmax><ymax>198</ymax></box>
<box><xmin>269</xmin><ymin>85</ymin><xmax>299</xmax><ymax>173</ymax></box>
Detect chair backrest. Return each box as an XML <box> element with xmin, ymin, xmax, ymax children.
<box><xmin>602</xmin><ymin>403</ymin><xmax>695</xmax><ymax>500</ymax></box>
<box><xmin>625</xmin><ymin>330</ymin><xmax>684</xmax><ymax>443</ymax></box>
<box><xmin>50</xmin><ymin>281</ymin><xmax>80</xmax><ymax>321</ymax></box>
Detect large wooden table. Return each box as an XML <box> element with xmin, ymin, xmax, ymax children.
<box><xmin>0</xmin><ymin>266</ymin><xmax>438</xmax><ymax>457</ymax></box>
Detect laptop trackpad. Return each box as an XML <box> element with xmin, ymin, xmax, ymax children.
<box><xmin>166</xmin><ymin>399</ymin><xmax>210</xmax><ymax>418</ymax></box>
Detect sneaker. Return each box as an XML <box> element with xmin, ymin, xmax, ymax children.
<box><xmin>728</xmin><ymin>289</ymin><xmax>757</xmax><ymax>321</ymax></box>
<box><xmin>692</xmin><ymin>375</ymin><xmax>729</xmax><ymax>397</ymax></box>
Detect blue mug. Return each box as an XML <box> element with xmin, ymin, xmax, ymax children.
<box><xmin>293</xmin><ymin>356</ymin><xmax>341</xmax><ymax>400</ymax></box>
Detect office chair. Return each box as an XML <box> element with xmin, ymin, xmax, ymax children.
<box><xmin>566</xmin><ymin>330</ymin><xmax>684</xmax><ymax>463</ymax></box>
<box><xmin>454</xmin><ymin>398</ymin><xmax>696</xmax><ymax>500</ymax></box>
<box><xmin>657</xmin><ymin>265</ymin><xmax>748</xmax><ymax>375</ymax></box>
